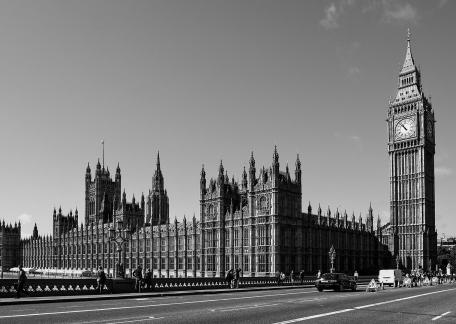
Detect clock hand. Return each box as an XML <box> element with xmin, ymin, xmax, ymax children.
<box><xmin>401</xmin><ymin>124</ymin><xmax>408</xmax><ymax>131</ymax></box>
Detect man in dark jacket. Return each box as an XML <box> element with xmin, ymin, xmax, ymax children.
<box><xmin>133</xmin><ymin>265</ymin><xmax>143</xmax><ymax>292</ymax></box>
<box><xmin>96</xmin><ymin>266</ymin><xmax>106</xmax><ymax>294</ymax></box>
<box><xmin>234</xmin><ymin>268</ymin><xmax>242</xmax><ymax>288</ymax></box>
<box><xmin>225</xmin><ymin>269</ymin><xmax>233</xmax><ymax>288</ymax></box>
<box><xmin>16</xmin><ymin>265</ymin><xmax>27</xmax><ymax>299</ymax></box>
<box><xmin>144</xmin><ymin>269</ymin><xmax>153</xmax><ymax>290</ymax></box>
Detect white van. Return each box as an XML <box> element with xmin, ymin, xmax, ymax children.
<box><xmin>378</xmin><ymin>269</ymin><xmax>403</xmax><ymax>287</ymax></box>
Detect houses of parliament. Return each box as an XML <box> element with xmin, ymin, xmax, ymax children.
<box><xmin>0</xmin><ymin>33</ymin><xmax>436</xmax><ymax>277</ymax></box>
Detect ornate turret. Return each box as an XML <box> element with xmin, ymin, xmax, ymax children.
<box><xmin>307</xmin><ymin>202</ymin><xmax>312</xmax><ymax>215</ymax></box>
<box><xmin>96</xmin><ymin>158</ymin><xmax>101</xmax><ymax>176</ymax></box>
<box><xmin>249</xmin><ymin>152</ymin><xmax>256</xmax><ymax>189</ymax></box>
<box><xmin>217</xmin><ymin>160</ymin><xmax>224</xmax><ymax>186</ymax></box>
<box><xmin>200</xmin><ymin>164</ymin><xmax>206</xmax><ymax>195</ymax></box>
<box><xmin>32</xmin><ymin>223</ymin><xmax>38</xmax><ymax>239</ymax></box>
<box><xmin>241</xmin><ymin>166</ymin><xmax>248</xmax><ymax>190</ymax></box>
<box><xmin>122</xmin><ymin>189</ymin><xmax>127</xmax><ymax>206</ymax></box>
<box><xmin>393</xmin><ymin>29</ymin><xmax>423</xmax><ymax>105</ymax></box>
<box><xmin>367</xmin><ymin>203</ymin><xmax>374</xmax><ymax>232</ymax></box>
<box><xmin>86</xmin><ymin>163</ymin><xmax>91</xmax><ymax>180</ymax></box>
<box><xmin>147</xmin><ymin>152</ymin><xmax>169</xmax><ymax>226</ymax></box>
<box><xmin>295</xmin><ymin>154</ymin><xmax>301</xmax><ymax>185</ymax></box>
<box><xmin>152</xmin><ymin>151</ymin><xmax>164</xmax><ymax>192</ymax></box>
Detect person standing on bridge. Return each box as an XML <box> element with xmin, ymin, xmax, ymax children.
<box><xmin>299</xmin><ymin>270</ymin><xmax>305</xmax><ymax>285</ymax></box>
<box><xmin>15</xmin><ymin>265</ymin><xmax>28</xmax><ymax>299</ymax></box>
<box><xmin>354</xmin><ymin>270</ymin><xmax>359</xmax><ymax>282</ymax></box>
<box><xmin>234</xmin><ymin>268</ymin><xmax>242</xmax><ymax>289</ymax></box>
<box><xmin>145</xmin><ymin>269</ymin><xmax>153</xmax><ymax>290</ymax></box>
<box><xmin>225</xmin><ymin>269</ymin><xmax>234</xmax><ymax>289</ymax></box>
<box><xmin>133</xmin><ymin>265</ymin><xmax>143</xmax><ymax>292</ymax></box>
<box><xmin>96</xmin><ymin>266</ymin><xmax>106</xmax><ymax>294</ymax></box>
<box><xmin>317</xmin><ymin>269</ymin><xmax>321</xmax><ymax>279</ymax></box>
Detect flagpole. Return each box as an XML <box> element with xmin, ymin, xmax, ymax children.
<box><xmin>102</xmin><ymin>140</ymin><xmax>105</xmax><ymax>169</ymax></box>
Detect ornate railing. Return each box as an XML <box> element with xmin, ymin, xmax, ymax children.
<box><xmin>0</xmin><ymin>276</ymin><xmax>370</xmax><ymax>298</ymax></box>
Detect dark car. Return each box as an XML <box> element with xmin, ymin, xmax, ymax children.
<box><xmin>315</xmin><ymin>273</ymin><xmax>357</xmax><ymax>292</ymax></box>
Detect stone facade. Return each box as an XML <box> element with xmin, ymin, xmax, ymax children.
<box><xmin>382</xmin><ymin>31</ymin><xmax>437</xmax><ymax>271</ymax></box>
<box><xmin>0</xmin><ymin>221</ymin><xmax>21</xmax><ymax>273</ymax></box>
<box><xmin>17</xmin><ymin>149</ymin><xmax>389</xmax><ymax>277</ymax></box>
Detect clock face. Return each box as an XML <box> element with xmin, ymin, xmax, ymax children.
<box><xmin>395</xmin><ymin>117</ymin><xmax>416</xmax><ymax>140</ymax></box>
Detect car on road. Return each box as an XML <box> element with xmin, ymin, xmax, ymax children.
<box><xmin>315</xmin><ymin>273</ymin><xmax>357</xmax><ymax>292</ymax></box>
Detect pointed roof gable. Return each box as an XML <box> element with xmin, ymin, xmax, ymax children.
<box><xmin>400</xmin><ymin>29</ymin><xmax>416</xmax><ymax>75</ymax></box>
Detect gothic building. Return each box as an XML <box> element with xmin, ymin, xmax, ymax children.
<box><xmin>0</xmin><ymin>221</ymin><xmax>21</xmax><ymax>273</ymax></box>
<box><xmin>382</xmin><ymin>31</ymin><xmax>437</xmax><ymax>271</ymax></box>
<box><xmin>18</xmin><ymin>149</ymin><xmax>389</xmax><ymax>277</ymax></box>
<box><xmin>7</xmin><ymin>31</ymin><xmax>438</xmax><ymax>277</ymax></box>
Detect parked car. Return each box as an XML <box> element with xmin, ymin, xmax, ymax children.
<box><xmin>378</xmin><ymin>269</ymin><xmax>403</xmax><ymax>287</ymax></box>
<box><xmin>315</xmin><ymin>273</ymin><xmax>357</xmax><ymax>292</ymax></box>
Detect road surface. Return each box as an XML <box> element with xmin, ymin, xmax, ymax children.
<box><xmin>1</xmin><ymin>284</ymin><xmax>455</xmax><ymax>323</ymax></box>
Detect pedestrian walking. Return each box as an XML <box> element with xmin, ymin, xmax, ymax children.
<box><xmin>276</xmin><ymin>271</ymin><xmax>281</xmax><ymax>286</ymax></box>
<box><xmin>225</xmin><ymin>269</ymin><xmax>234</xmax><ymax>288</ymax></box>
<box><xmin>280</xmin><ymin>272</ymin><xmax>285</xmax><ymax>285</ymax></box>
<box><xmin>299</xmin><ymin>270</ymin><xmax>305</xmax><ymax>285</ymax></box>
<box><xmin>317</xmin><ymin>269</ymin><xmax>321</xmax><ymax>279</ymax></box>
<box><xmin>96</xmin><ymin>266</ymin><xmax>106</xmax><ymax>294</ymax></box>
<box><xmin>290</xmin><ymin>270</ymin><xmax>294</xmax><ymax>285</ymax></box>
<box><xmin>354</xmin><ymin>270</ymin><xmax>359</xmax><ymax>282</ymax></box>
<box><xmin>133</xmin><ymin>265</ymin><xmax>143</xmax><ymax>292</ymax></box>
<box><xmin>145</xmin><ymin>269</ymin><xmax>153</xmax><ymax>290</ymax></box>
<box><xmin>234</xmin><ymin>268</ymin><xmax>242</xmax><ymax>288</ymax></box>
<box><xmin>15</xmin><ymin>265</ymin><xmax>28</xmax><ymax>299</ymax></box>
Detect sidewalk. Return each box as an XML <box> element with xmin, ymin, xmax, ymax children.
<box><xmin>0</xmin><ymin>284</ymin><xmax>318</xmax><ymax>306</ymax></box>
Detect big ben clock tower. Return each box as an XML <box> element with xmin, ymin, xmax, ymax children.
<box><xmin>387</xmin><ymin>30</ymin><xmax>437</xmax><ymax>271</ymax></box>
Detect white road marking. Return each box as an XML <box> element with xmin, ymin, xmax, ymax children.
<box><xmin>79</xmin><ymin>315</ymin><xmax>155</xmax><ymax>324</ymax></box>
<box><xmin>272</xmin><ymin>309</ymin><xmax>354</xmax><ymax>323</ymax></box>
<box><xmin>432</xmin><ymin>311</ymin><xmax>451</xmax><ymax>321</ymax></box>
<box><xmin>212</xmin><ymin>303</ymin><xmax>279</xmax><ymax>312</ymax></box>
<box><xmin>354</xmin><ymin>288</ymin><xmax>456</xmax><ymax>309</ymax></box>
<box><xmin>111</xmin><ymin>317</ymin><xmax>163</xmax><ymax>324</ymax></box>
<box><xmin>0</xmin><ymin>290</ymin><xmax>318</xmax><ymax>319</ymax></box>
<box><xmin>273</xmin><ymin>287</ymin><xmax>456</xmax><ymax>323</ymax></box>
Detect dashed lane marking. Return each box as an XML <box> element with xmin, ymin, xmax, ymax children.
<box><xmin>354</xmin><ymin>288</ymin><xmax>456</xmax><ymax>309</ymax></box>
<box><xmin>273</xmin><ymin>287</ymin><xmax>456</xmax><ymax>323</ymax></box>
<box><xmin>273</xmin><ymin>309</ymin><xmax>354</xmax><ymax>323</ymax></box>
<box><xmin>0</xmin><ymin>290</ymin><xmax>318</xmax><ymax>319</ymax></box>
<box><xmin>432</xmin><ymin>311</ymin><xmax>451</xmax><ymax>321</ymax></box>
<box><xmin>211</xmin><ymin>303</ymin><xmax>279</xmax><ymax>312</ymax></box>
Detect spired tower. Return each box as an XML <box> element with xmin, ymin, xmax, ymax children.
<box><xmin>387</xmin><ymin>30</ymin><xmax>437</xmax><ymax>270</ymax></box>
<box><xmin>85</xmin><ymin>159</ymin><xmax>121</xmax><ymax>225</ymax></box>
<box><xmin>146</xmin><ymin>152</ymin><xmax>169</xmax><ymax>226</ymax></box>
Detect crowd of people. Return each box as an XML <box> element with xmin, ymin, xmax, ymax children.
<box><xmin>10</xmin><ymin>262</ymin><xmax>456</xmax><ymax>298</ymax></box>
<box><xmin>402</xmin><ymin>269</ymin><xmax>454</xmax><ymax>288</ymax></box>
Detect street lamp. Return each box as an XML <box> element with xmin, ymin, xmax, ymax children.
<box><xmin>328</xmin><ymin>245</ymin><xmax>336</xmax><ymax>273</ymax></box>
<box><xmin>396</xmin><ymin>254</ymin><xmax>400</xmax><ymax>270</ymax></box>
<box><xmin>109</xmin><ymin>219</ymin><xmax>131</xmax><ymax>279</ymax></box>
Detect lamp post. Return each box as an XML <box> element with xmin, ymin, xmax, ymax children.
<box><xmin>396</xmin><ymin>254</ymin><xmax>400</xmax><ymax>270</ymax></box>
<box><xmin>109</xmin><ymin>219</ymin><xmax>131</xmax><ymax>279</ymax></box>
<box><xmin>328</xmin><ymin>245</ymin><xmax>336</xmax><ymax>273</ymax></box>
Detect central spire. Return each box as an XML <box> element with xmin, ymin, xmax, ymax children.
<box><xmin>400</xmin><ymin>28</ymin><xmax>416</xmax><ymax>75</ymax></box>
<box><xmin>156</xmin><ymin>151</ymin><xmax>161</xmax><ymax>170</ymax></box>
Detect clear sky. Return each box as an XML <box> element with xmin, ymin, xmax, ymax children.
<box><xmin>0</xmin><ymin>0</ymin><xmax>454</xmax><ymax>238</ymax></box>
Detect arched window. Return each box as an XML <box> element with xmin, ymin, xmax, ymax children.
<box><xmin>260</xmin><ymin>196</ymin><xmax>267</xmax><ymax>209</ymax></box>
